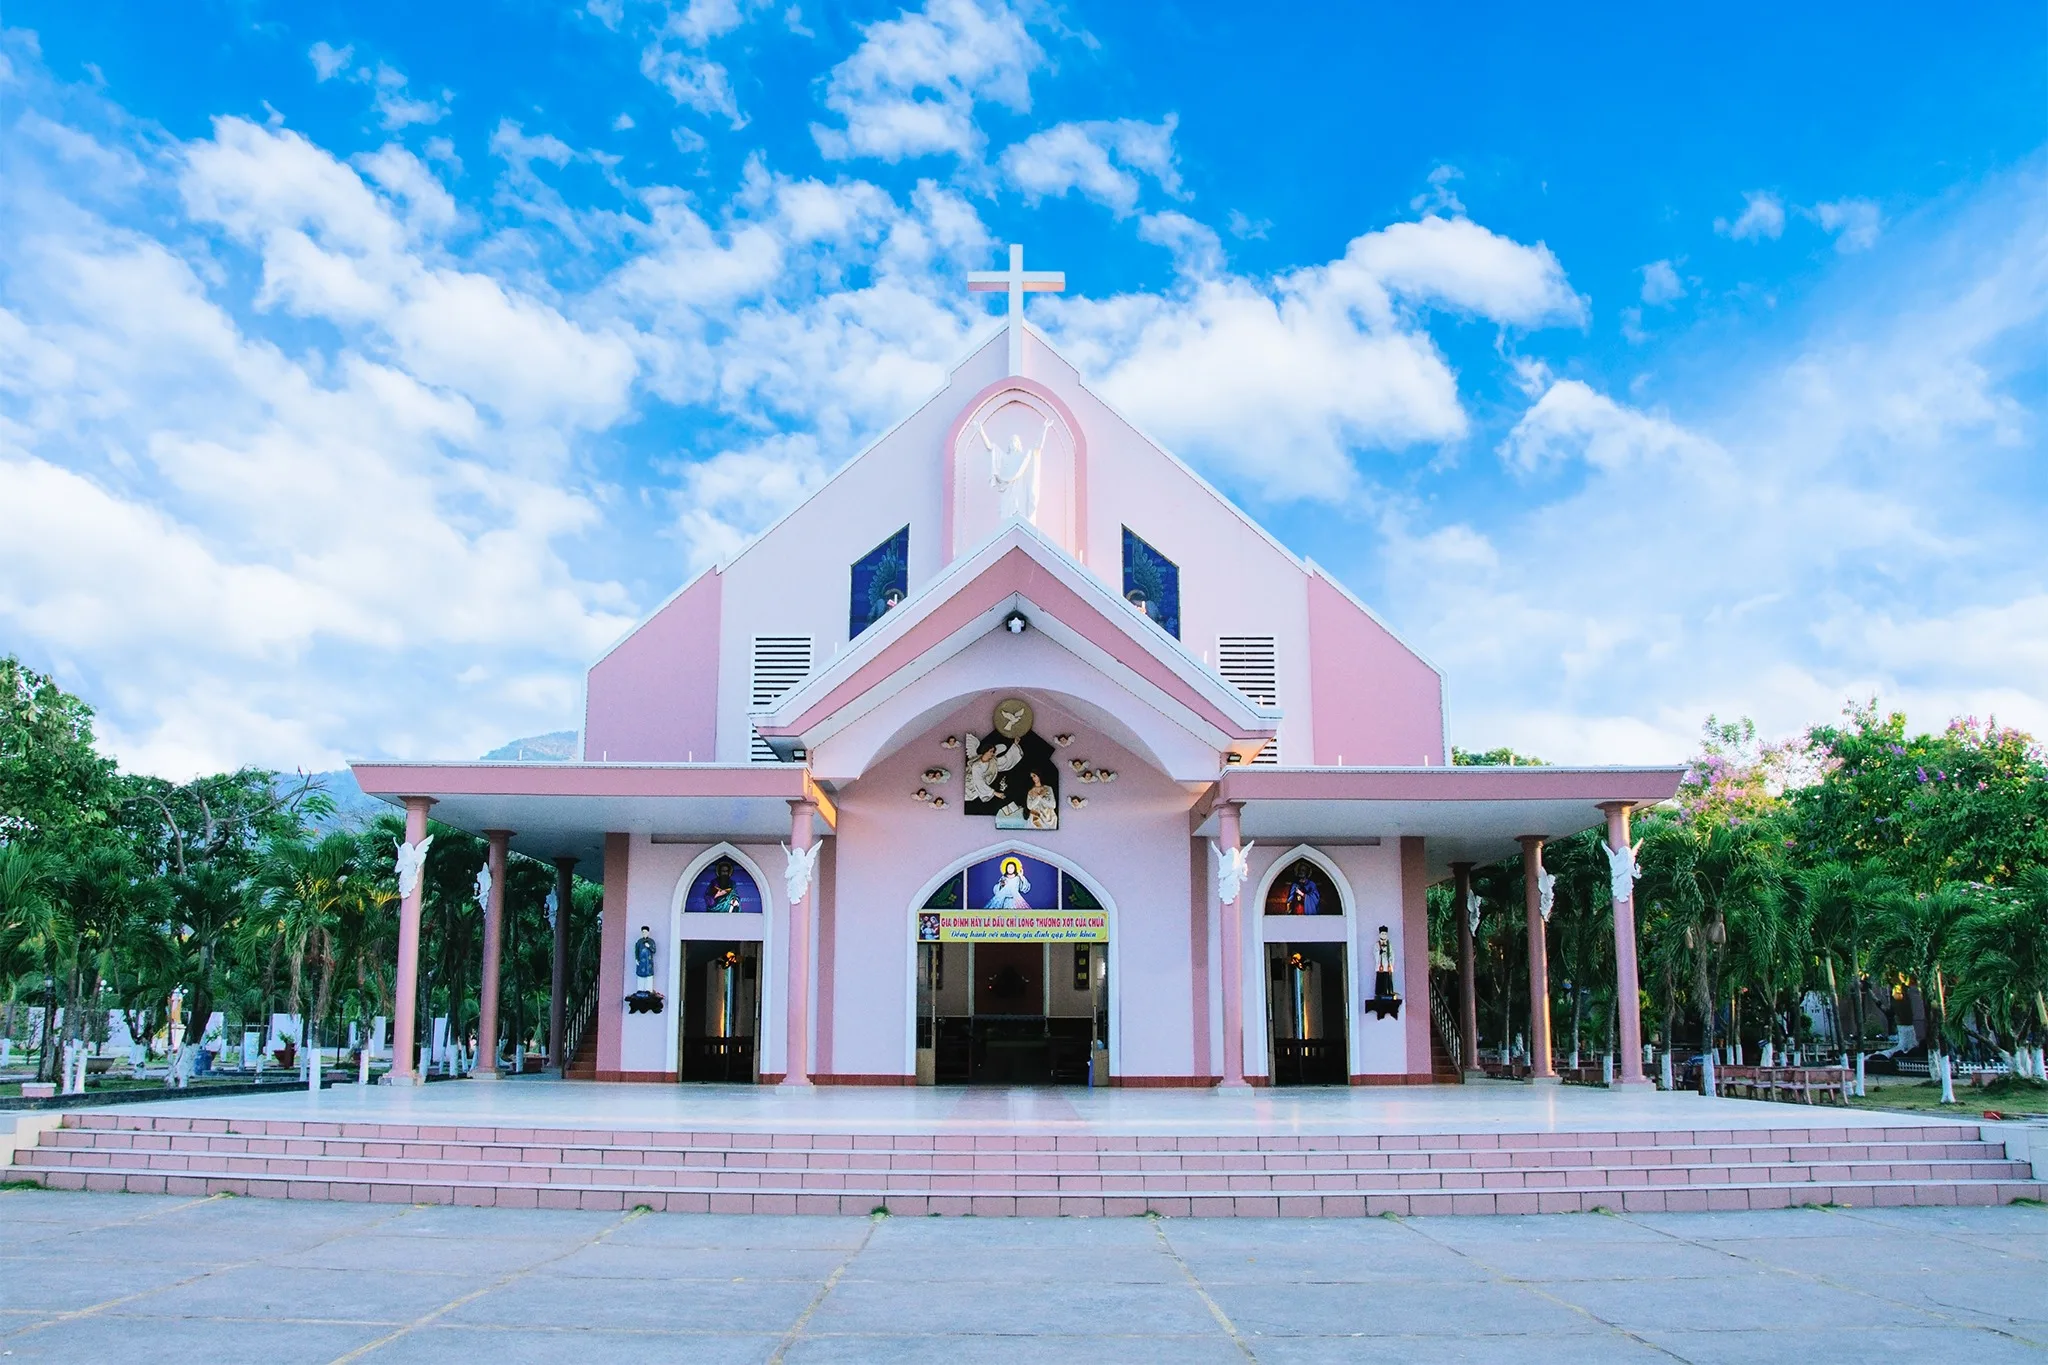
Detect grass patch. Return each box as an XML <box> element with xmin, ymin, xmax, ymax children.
<box><xmin>1</xmin><ymin>1179</ymin><xmax>46</xmax><ymax>1191</ymax></box>
<box><xmin>1847</xmin><ymin>1076</ymin><xmax>2048</xmax><ymax>1116</ymax></box>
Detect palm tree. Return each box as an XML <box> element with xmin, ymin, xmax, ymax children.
<box><xmin>1945</xmin><ymin>868</ymin><xmax>2048</xmax><ymax>1078</ymax></box>
<box><xmin>1867</xmin><ymin>881</ymin><xmax>1979</xmax><ymax>1101</ymax></box>
<box><xmin>254</xmin><ymin>833</ymin><xmax>362</xmax><ymax>1067</ymax></box>
<box><xmin>0</xmin><ymin>846</ymin><xmax>66</xmax><ymax>1079</ymax></box>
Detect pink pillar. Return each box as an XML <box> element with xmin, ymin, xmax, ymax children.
<box><xmin>389</xmin><ymin>795</ymin><xmax>434</xmax><ymax>1086</ymax></box>
<box><xmin>781</xmin><ymin>800</ymin><xmax>816</xmax><ymax>1087</ymax></box>
<box><xmin>1603</xmin><ymin>803</ymin><xmax>1653</xmax><ymax>1087</ymax></box>
<box><xmin>1519</xmin><ymin>837</ymin><xmax>1557</xmax><ymax>1083</ymax></box>
<box><xmin>1452</xmin><ymin>862</ymin><xmax>1481</xmax><ymax>1076</ymax></box>
<box><xmin>1217</xmin><ymin>801</ymin><xmax>1247</xmax><ymax>1088</ymax></box>
<box><xmin>474</xmin><ymin>830</ymin><xmax>511</xmax><ymax>1081</ymax></box>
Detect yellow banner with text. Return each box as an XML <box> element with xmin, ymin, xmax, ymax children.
<box><xmin>917</xmin><ymin>911</ymin><xmax>1108</xmax><ymax>942</ymax></box>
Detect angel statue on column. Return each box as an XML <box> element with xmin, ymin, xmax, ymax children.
<box><xmin>1465</xmin><ymin>888</ymin><xmax>1481</xmax><ymax>936</ymax></box>
<box><xmin>1216</xmin><ymin>840</ymin><xmax>1255</xmax><ymax>906</ymax></box>
<box><xmin>782</xmin><ymin>840</ymin><xmax>824</xmax><ymax>906</ymax></box>
<box><xmin>1536</xmin><ymin>868</ymin><xmax>1556</xmax><ymax>923</ymax></box>
<box><xmin>978</xmin><ymin>413</ymin><xmax>1053</xmax><ymax>522</ymax></box>
<box><xmin>394</xmin><ymin>835</ymin><xmax>434</xmax><ymax>900</ymax></box>
<box><xmin>1604</xmin><ymin>839</ymin><xmax>1644</xmax><ymax>905</ymax></box>
<box><xmin>473</xmin><ymin>862</ymin><xmax>493</xmax><ymax>914</ymax></box>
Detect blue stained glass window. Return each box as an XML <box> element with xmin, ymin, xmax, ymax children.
<box><xmin>850</xmin><ymin>526</ymin><xmax>910</xmax><ymax>639</ymax></box>
<box><xmin>1121</xmin><ymin>527</ymin><xmax>1180</xmax><ymax>639</ymax></box>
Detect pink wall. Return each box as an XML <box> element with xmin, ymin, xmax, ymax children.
<box><xmin>584</xmin><ymin>569</ymin><xmax>722</xmax><ymax>763</ymax></box>
<box><xmin>824</xmin><ymin>691</ymin><xmax>1199</xmax><ymax>1082</ymax></box>
<box><xmin>1306</xmin><ymin>569</ymin><xmax>1446</xmax><ymax>766</ymax></box>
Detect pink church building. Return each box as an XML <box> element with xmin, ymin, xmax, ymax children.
<box><xmin>354</xmin><ymin>249</ymin><xmax>1681</xmax><ymax>1094</ymax></box>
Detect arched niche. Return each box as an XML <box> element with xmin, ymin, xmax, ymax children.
<box><xmin>665</xmin><ymin>842</ymin><xmax>775</xmax><ymax>1075</ymax></box>
<box><xmin>951</xmin><ymin>386</ymin><xmax>1079</xmax><ymax>558</ymax></box>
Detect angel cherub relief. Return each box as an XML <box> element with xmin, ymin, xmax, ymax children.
<box><xmin>963</xmin><ymin>732</ymin><xmax>1024</xmax><ymax>804</ymax></box>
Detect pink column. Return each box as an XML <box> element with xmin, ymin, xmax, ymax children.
<box><xmin>1603</xmin><ymin>803</ymin><xmax>1653</xmax><ymax>1087</ymax></box>
<box><xmin>781</xmin><ymin>800</ymin><xmax>816</xmax><ymax>1087</ymax></box>
<box><xmin>389</xmin><ymin>795</ymin><xmax>434</xmax><ymax>1086</ymax></box>
<box><xmin>1452</xmin><ymin>861</ymin><xmax>1481</xmax><ymax>1076</ymax></box>
<box><xmin>1217</xmin><ymin>801</ymin><xmax>1248</xmax><ymax>1088</ymax></box>
<box><xmin>1519</xmin><ymin>836</ymin><xmax>1557</xmax><ymax>1083</ymax></box>
<box><xmin>474</xmin><ymin>830</ymin><xmax>511</xmax><ymax>1081</ymax></box>
<box><xmin>547</xmin><ymin>857</ymin><xmax>576</xmax><ymax>1075</ymax></box>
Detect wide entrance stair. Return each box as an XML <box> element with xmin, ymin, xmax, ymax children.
<box><xmin>15</xmin><ymin>1113</ymin><xmax>2042</xmax><ymax>1216</ymax></box>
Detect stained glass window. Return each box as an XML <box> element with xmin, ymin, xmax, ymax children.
<box><xmin>1121</xmin><ymin>527</ymin><xmax>1180</xmax><ymax>639</ymax></box>
<box><xmin>850</xmin><ymin>526</ymin><xmax>910</xmax><ymax>639</ymax></box>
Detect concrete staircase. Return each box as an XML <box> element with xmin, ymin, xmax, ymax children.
<box><xmin>14</xmin><ymin>1111</ymin><xmax>2043</xmax><ymax>1217</ymax></box>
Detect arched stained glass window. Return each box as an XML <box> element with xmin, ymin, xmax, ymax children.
<box><xmin>685</xmin><ymin>857</ymin><xmax>763</xmax><ymax>914</ymax></box>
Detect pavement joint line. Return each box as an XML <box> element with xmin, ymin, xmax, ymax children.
<box><xmin>0</xmin><ymin>1197</ymin><xmax>420</xmax><ymax>1344</ymax></box>
<box><xmin>1623</xmin><ymin>1207</ymin><xmax>2048</xmax><ymax>1348</ymax></box>
<box><xmin>1399</xmin><ymin>1214</ymin><xmax>1692</xmax><ymax>1361</ymax></box>
<box><xmin>1153</xmin><ymin>1216</ymin><xmax>1259</xmax><ymax>1360</ymax></box>
<box><xmin>324</xmin><ymin>1204</ymin><xmax>648</xmax><ymax>1365</ymax></box>
<box><xmin>764</xmin><ymin>1211</ymin><xmax>883</xmax><ymax>1365</ymax></box>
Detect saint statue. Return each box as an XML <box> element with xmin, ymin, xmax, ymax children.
<box><xmin>633</xmin><ymin>927</ymin><xmax>657</xmax><ymax>987</ymax></box>
<box><xmin>987</xmin><ymin>856</ymin><xmax>1032</xmax><ymax>909</ymax></box>
<box><xmin>977</xmin><ymin>414</ymin><xmax>1053</xmax><ymax>522</ymax></box>
<box><xmin>1024</xmin><ymin>772</ymin><xmax>1058</xmax><ymax>829</ymax></box>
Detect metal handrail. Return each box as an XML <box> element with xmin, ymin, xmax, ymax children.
<box><xmin>1429</xmin><ymin>979</ymin><xmax>1462</xmax><ymax>1074</ymax></box>
<box><xmin>559</xmin><ymin>975</ymin><xmax>600</xmax><ymax>1073</ymax></box>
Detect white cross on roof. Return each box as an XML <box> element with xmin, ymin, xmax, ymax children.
<box><xmin>968</xmin><ymin>243</ymin><xmax>1064</xmax><ymax>377</ymax></box>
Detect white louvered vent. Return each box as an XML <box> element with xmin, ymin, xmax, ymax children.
<box><xmin>1217</xmin><ymin>635</ymin><xmax>1280</xmax><ymax>764</ymax></box>
<box><xmin>749</xmin><ymin>635</ymin><xmax>813</xmax><ymax>762</ymax></box>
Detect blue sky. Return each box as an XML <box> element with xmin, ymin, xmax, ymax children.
<box><xmin>1</xmin><ymin>1</ymin><xmax>2042</xmax><ymax>775</ymax></box>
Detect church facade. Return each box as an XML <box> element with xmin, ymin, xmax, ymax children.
<box><xmin>354</xmin><ymin>250</ymin><xmax>1682</xmax><ymax>1091</ymax></box>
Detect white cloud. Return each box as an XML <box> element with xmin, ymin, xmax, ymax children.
<box><xmin>1380</xmin><ymin>169</ymin><xmax>2048</xmax><ymax>760</ymax></box>
<box><xmin>999</xmin><ymin>116</ymin><xmax>1180</xmax><ymax>216</ymax></box>
<box><xmin>812</xmin><ymin>0</ymin><xmax>1042</xmax><ymax>162</ymax></box>
<box><xmin>306</xmin><ymin>44</ymin><xmax>449</xmax><ymax>130</ymax></box>
<box><xmin>1814</xmin><ymin>197</ymin><xmax>1882</xmax><ymax>252</ymax></box>
<box><xmin>1045</xmin><ymin>215</ymin><xmax>1582</xmax><ymax>501</ymax></box>
<box><xmin>1137</xmin><ymin>211</ymin><xmax>1221</xmax><ymax>278</ymax></box>
<box><xmin>1410</xmin><ymin>164</ymin><xmax>1464</xmax><ymax>216</ymax></box>
<box><xmin>1225</xmin><ymin>209</ymin><xmax>1270</xmax><ymax>241</ymax></box>
<box><xmin>1500</xmin><ymin>379</ymin><xmax>1714</xmax><ymax>473</ymax></box>
<box><xmin>612</xmin><ymin>112</ymin><xmax>635</xmax><ymax>131</ymax></box>
<box><xmin>1349</xmin><ymin>216</ymin><xmax>1585</xmax><ymax>327</ymax></box>
<box><xmin>308</xmin><ymin>41</ymin><xmax>353</xmax><ymax>82</ymax></box>
<box><xmin>1716</xmin><ymin>189</ymin><xmax>1785</xmax><ymax>241</ymax></box>
<box><xmin>1640</xmin><ymin>258</ymin><xmax>1684</xmax><ymax>305</ymax></box>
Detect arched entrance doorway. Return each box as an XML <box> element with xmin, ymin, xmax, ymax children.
<box><xmin>909</xmin><ymin>847</ymin><xmax>1114</xmax><ymax>1086</ymax></box>
<box><xmin>670</xmin><ymin>846</ymin><xmax>768</xmax><ymax>1084</ymax></box>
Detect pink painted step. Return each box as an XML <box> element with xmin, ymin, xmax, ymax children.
<box><xmin>16</xmin><ymin>1112</ymin><xmax>2042</xmax><ymax>1218</ymax></box>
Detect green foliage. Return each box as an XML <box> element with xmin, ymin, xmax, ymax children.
<box><xmin>0</xmin><ymin>656</ymin><xmax>118</xmax><ymax>847</ymax></box>
<box><xmin>1452</xmin><ymin>747</ymin><xmax>1547</xmax><ymax>767</ymax></box>
<box><xmin>1792</xmin><ymin>703</ymin><xmax>2048</xmax><ymax>889</ymax></box>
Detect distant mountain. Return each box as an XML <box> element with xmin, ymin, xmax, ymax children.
<box><xmin>295</xmin><ymin>732</ymin><xmax>578</xmax><ymax>832</ymax></box>
<box><xmin>480</xmin><ymin>730</ymin><xmax>579</xmax><ymax>762</ymax></box>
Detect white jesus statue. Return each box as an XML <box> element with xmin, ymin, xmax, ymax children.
<box><xmin>978</xmin><ymin>414</ymin><xmax>1052</xmax><ymax>523</ymax></box>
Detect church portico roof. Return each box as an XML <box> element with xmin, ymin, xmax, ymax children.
<box><xmin>347</xmin><ymin>761</ymin><xmax>834</xmax><ymax>870</ymax></box>
<box><xmin>1190</xmin><ymin>764</ymin><xmax>1686</xmax><ymax>878</ymax></box>
<box><xmin>751</xmin><ymin>520</ymin><xmax>1279</xmax><ymax>777</ymax></box>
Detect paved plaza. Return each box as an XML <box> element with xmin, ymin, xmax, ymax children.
<box><xmin>0</xmin><ymin>1185</ymin><xmax>2041</xmax><ymax>1363</ymax></box>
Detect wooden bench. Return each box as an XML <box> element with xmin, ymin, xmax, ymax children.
<box><xmin>1717</xmin><ymin>1063</ymin><xmax>1848</xmax><ymax>1105</ymax></box>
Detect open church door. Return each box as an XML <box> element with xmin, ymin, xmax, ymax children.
<box><xmin>1266</xmin><ymin>941</ymin><xmax>1349</xmax><ymax>1085</ymax></box>
<box><xmin>680</xmin><ymin>942</ymin><xmax>759</xmax><ymax>1083</ymax></box>
<box><xmin>915</xmin><ymin>853</ymin><xmax>1109</xmax><ymax>1086</ymax></box>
